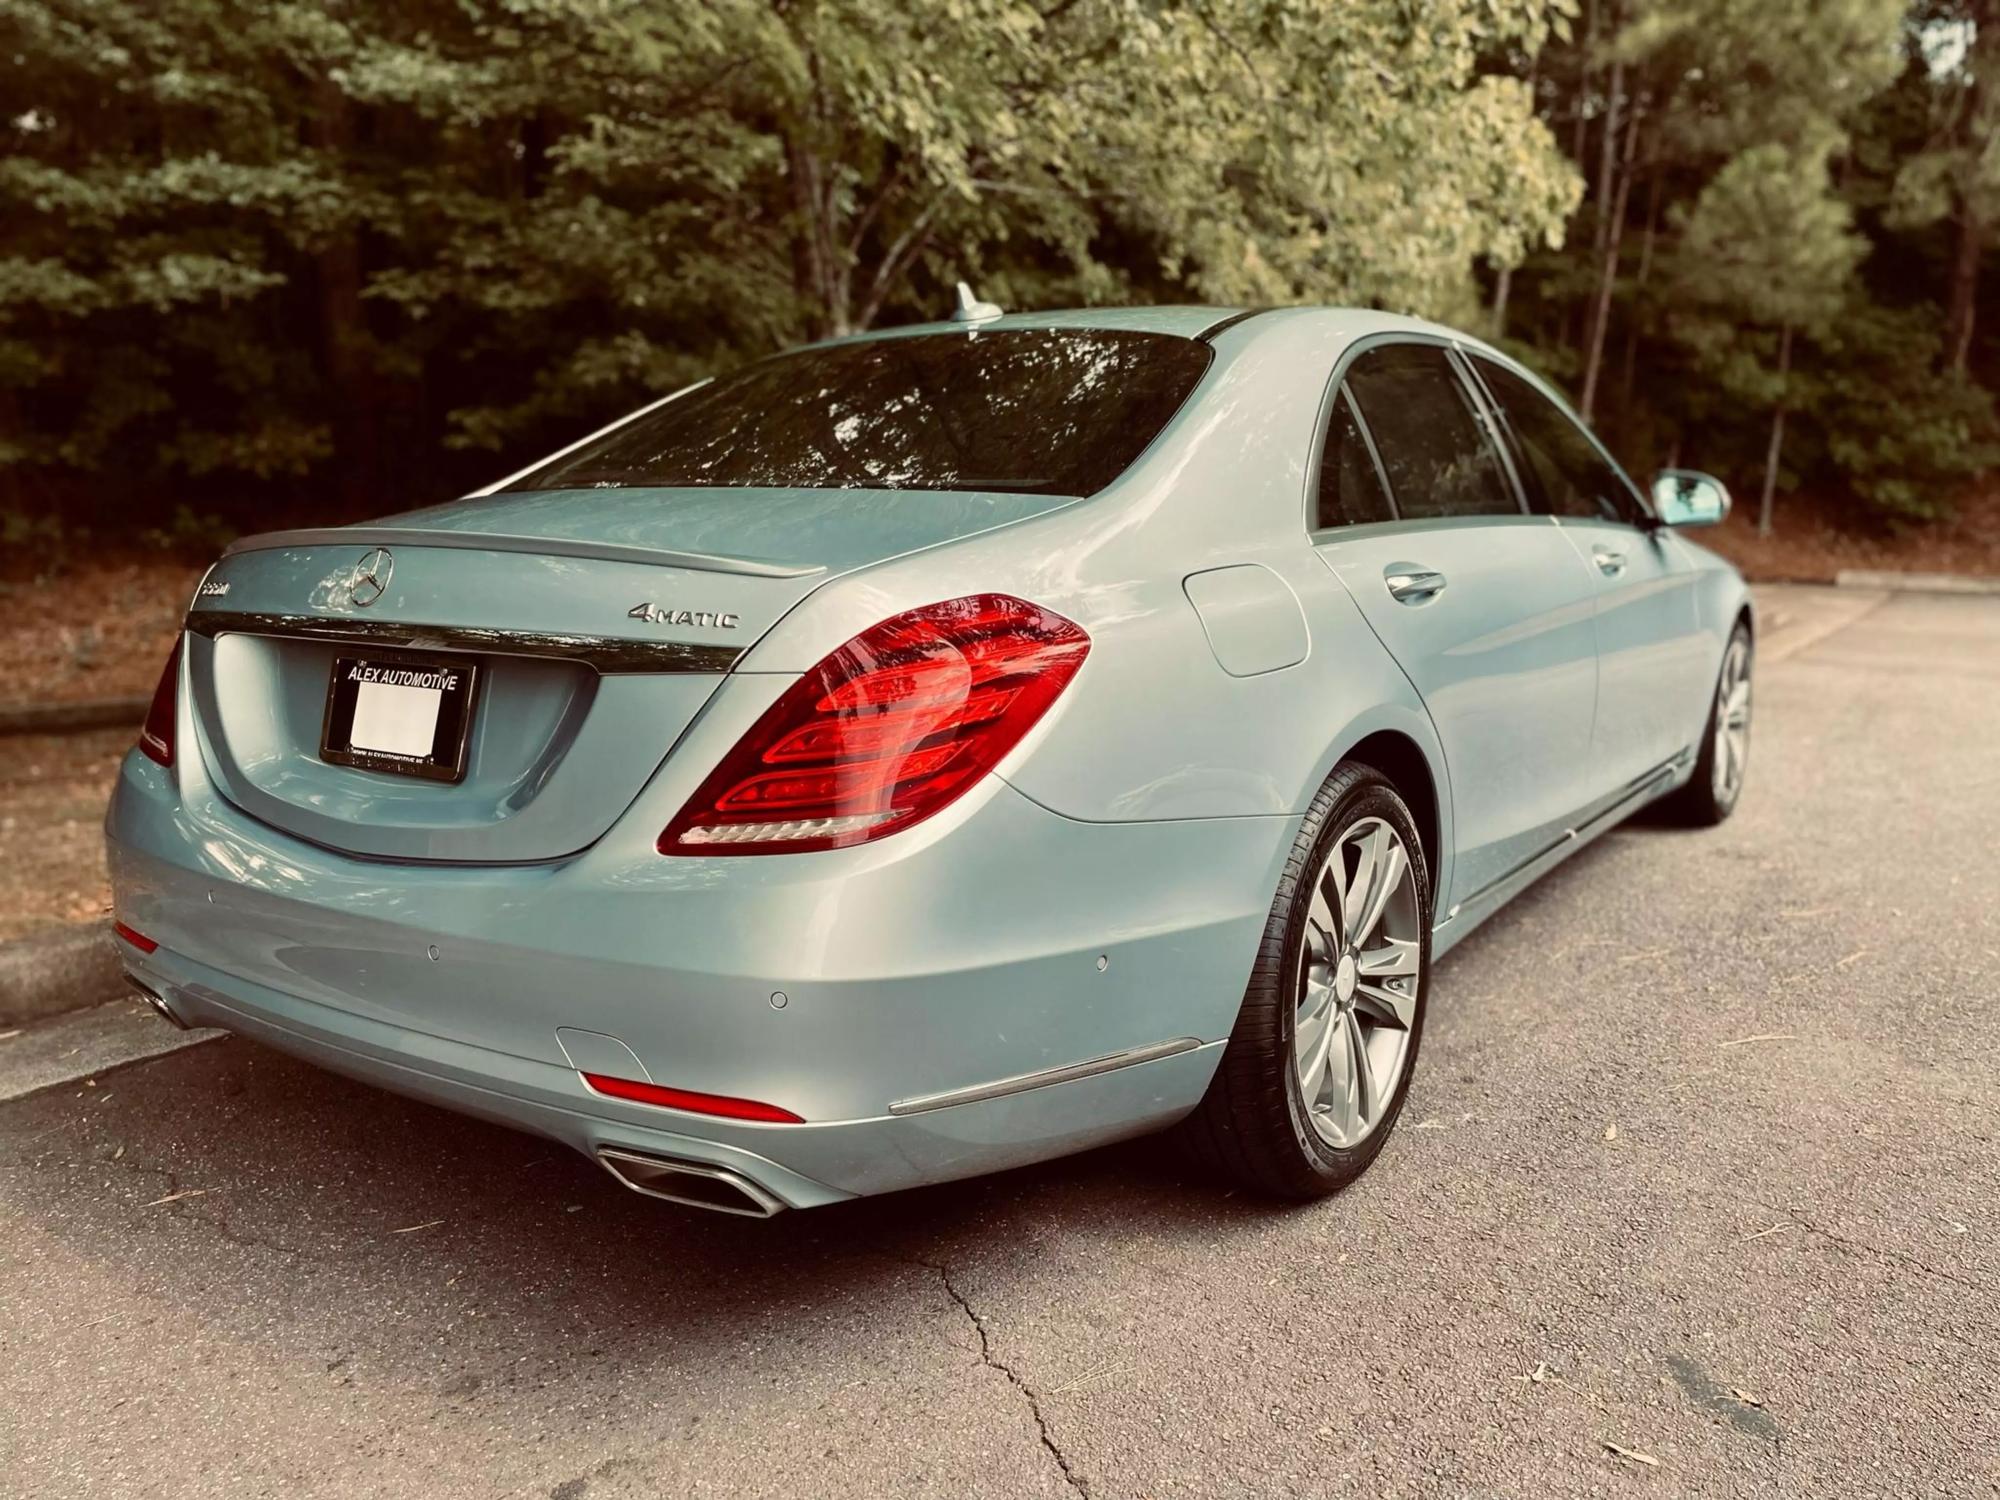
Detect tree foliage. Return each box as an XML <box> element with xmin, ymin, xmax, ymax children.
<box><xmin>1502</xmin><ymin>0</ymin><xmax>1999</xmax><ymax>528</ymax></box>
<box><xmin>1</xmin><ymin>0</ymin><xmax>1995</xmax><ymax>536</ymax></box>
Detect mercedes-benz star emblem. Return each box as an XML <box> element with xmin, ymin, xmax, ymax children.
<box><xmin>349</xmin><ymin>547</ymin><xmax>394</xmax><ymax>608</ymax></box>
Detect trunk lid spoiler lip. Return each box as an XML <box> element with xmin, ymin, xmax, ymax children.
<box><xmin>221</xmin><ymin>526</ymin><xmax>828</xmax><ymax>581</ymax></box>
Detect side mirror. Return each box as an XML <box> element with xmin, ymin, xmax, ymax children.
<box><xmin>1650</xmin><ymin>469</ymin><xmax>1731</xmax><ymax>528</ymax></box>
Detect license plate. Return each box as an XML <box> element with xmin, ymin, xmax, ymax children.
<box><xmin>320</xmin><ymin>653</ymin><xmax>479</xmax><ymax>783</ymax></box>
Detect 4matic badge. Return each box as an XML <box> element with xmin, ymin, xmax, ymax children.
<box><xmin>629</xmin><ymin>602</ymin><xmax>741</xmax><ymax>630</ymax></box>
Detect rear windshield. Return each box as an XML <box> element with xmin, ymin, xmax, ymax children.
<box><xmin>508</xmin><ymin>328</ymin><xmax>1212</xmax><ymax>498</ymax></box>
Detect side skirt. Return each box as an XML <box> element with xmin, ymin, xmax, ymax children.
<box><xmin>1429</xmin><ymin>751</ymin><xmax>1689</xmax><ymax>960</ymax></box>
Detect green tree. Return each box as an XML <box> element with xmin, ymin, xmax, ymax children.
<box><xmin>1490</xmin><ymin>0</ymin><xmax>1993</xmax><ymax>533</ymax></box>
<box><xmin>1884</xmin><ymin>1</ymin><xmax>2000</xmax><ymax>372</ymax></box>
<box><xmin>0</xmin><ymin>2</ymin><xmax>347</xmax><ymax>507</ymax></box>
<box><xmin>1668</xmin><ymin>142</ymin><xmax>1868</xmax><ymax>535</ymax></box>
<box><xmin>1568</xmin><ymin>0</ymin><xmax>1903</xmax><ymax>423</ymax></box>
<box><xmin>0</xmin><ymin>0</ymin><xmax>1585</xmax><ymax>529</ymax></box>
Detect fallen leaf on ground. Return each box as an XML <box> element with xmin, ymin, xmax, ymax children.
<box><xmin>1730</xmin><ymin>1389</ymin><xmax>1763</xmax><ymax>1408</ymax></box>
<box><xmin>1740</xmin><ymin>1222</ymin><xmax>1794</xmax><ymax>1243</ymax></box>
<box><xmin>142</xmin><ymin>1188</ymin><xmax>210</xmax><ymax>1208</ymax></box>
<box><xmin>1051</xmin><ymin>1362</ymin><xmax>1133</xmax><ymax>1394</ymax></box>
<box><xmin>1603</xmin><ymin>1441</ymin><xmax>1660</xmax><ymax>1468</ymax></box>
<box><xmin>1721</xmin><ymin>1033</ymin><xmax>1797</xmax><ymax>1048</ymax></box>
<box><xmin>1604</xmin><ymin>1123</ymin><xmax>1618</xmax><ymax>1141</ymax></box>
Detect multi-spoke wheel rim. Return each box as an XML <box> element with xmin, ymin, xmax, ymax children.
<box><xmin>1294</xmin><ymin>816</ymin><xmax>1421</xmax><ymax>1149</ymax></box>
<box><xmin>1712</xmin><ymin>637</ymin><xmax>1752</xmax><ymax>804</ymax></box>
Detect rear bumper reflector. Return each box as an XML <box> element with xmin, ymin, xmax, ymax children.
<box><xmin>113</xmin><ymin>920</ymin><xmax>159</xmax><ymax>954</ymax></box>
<box><xmin>581</xmin><ymin>1072</ymin><xmax>804</xmax><ymax>1124</ymax></box>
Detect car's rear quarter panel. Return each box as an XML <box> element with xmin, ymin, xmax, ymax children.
<box><xmin>735</xmin><ymin>308</ymin><xmax>1456</xmax><ymax>891</ymax></box>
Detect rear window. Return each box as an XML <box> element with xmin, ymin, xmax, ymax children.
<box><xmin>509</xmin><ymin>328</ymin><xmax>1213</xmax><ymax>498</ymax></box>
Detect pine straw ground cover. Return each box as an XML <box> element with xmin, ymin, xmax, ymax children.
<box><xmin>1700</xmin><ymin>489</ymin><xmax>2000</xmax><ymax>583</ymax></box>
<box><xmin>0</xmin><ymin>559</ymin><xmax>199</xmax><ymax>708</ymax></box>
<box><xmin>0</xmin><ymin>562</ymin><xmax>198</xmax><ymax>942</ymax></box>
<box><xmin>0</xmin><ymin>729</ymin><xmax>130</xmax><ymax>943</ymax></box>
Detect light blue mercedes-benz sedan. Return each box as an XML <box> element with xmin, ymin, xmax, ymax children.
<box><xmin>106</xmin><ymin>302</ymin><xmax>1752</xmax><ymax>1216</ymax></box>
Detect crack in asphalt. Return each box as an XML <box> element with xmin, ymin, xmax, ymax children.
<box><xmin>909</xmin><ymin>1256</ymin><xmax>1088</xmax><ymax>1498</ymax></box>
<box><xmin>97</xmin><ymin>1151</ymin><xmax>315</xmax><ymax>1263</ymax></box>
<box><xmin>1774</xmin><ymin>1206</ymin><xmax>1992</xmax><ymax>1296</ymax></box>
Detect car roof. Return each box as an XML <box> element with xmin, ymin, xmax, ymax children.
<box><xmin>835</xmin><ymin>304</ymin><xmax>1489</xmax><ymax>350</ymax></box>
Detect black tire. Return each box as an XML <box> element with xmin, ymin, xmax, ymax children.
<box><xmin>1182</xmin><ymin>761</ymin><xmax>1433</xmax><ymax>1199</ymax></box>
<box><xmin>1658</xmin><ymin>619</ymin><xmax>1753</xmax><ymax>827</ymax></box>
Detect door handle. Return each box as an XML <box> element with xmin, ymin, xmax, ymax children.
<box><xmin>1593</xmin><ymin>548</ymin><xmax>1627</xmax><ymax>577</ymax></box>
<box><xmin>1384</xmin><ymin>567</ymin><xmax>1448</xmax><ymax>603</ymax></box>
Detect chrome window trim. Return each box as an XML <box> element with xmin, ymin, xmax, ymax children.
<box><xmin>184</xmin><ymin>610</ymin><xmax>744</xmax><ymax>675</ymax></box>
<box><xmin>1458</xmin><ymin>350</ymin><xmax>1654</xmax><ymax>525</ymax></box>
<box><xmin>1308</xmin><ymin>512</ymin><xmax>1563</xmax><ymax>547</ymax></box>
<box><xmin>1445</xmin><ymin>344</ymin><xmax>1535</xmax><ymax>517</ymax></box>
<box><xmin>1303</xmin><ymin>332</ymin><xmax>1533</xmax><ymax>539</ymax></box>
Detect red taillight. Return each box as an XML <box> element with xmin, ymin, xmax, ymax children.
<box><xmin>659</xmin><ymin>594</ymin><xmax>1090</xmax><ymax>855</ymax></box>
<box><xmin>581</xmin><ymin>1072</ymin><xmax>804</xmax><ymax>1124</ymax></box>
<box><xmin>138</xmin><ymin>639</ymin><xmax>181</xmax><ymax>768</ymax></box>
<box><xmin>113</xmin><ymin>920</ymin><xmax>158</xmax><ymax>954</ymax></box>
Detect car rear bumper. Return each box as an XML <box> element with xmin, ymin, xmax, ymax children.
<box><xmin>106</xmin><ymin>749</ymin><xmax>1290</xmax><ymax>1204</ymax></box>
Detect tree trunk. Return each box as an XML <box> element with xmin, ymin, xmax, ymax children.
<box><xmin>1758</xmin><ymin>324</ymin><xmax>1794</xmax><ymax>539</ymax></box>
<box><xmin>1946</xmin><ymin>0</ymin><xmax>1994</xmax><ymax>373</ymax></box>
<box><xmin>1616</xmin><ymin>167</ymin><xmax>1663</xmax><ymax>414</ymax></box>
<box><xmin>1945</xmin><ymin>197</ymin><xmax>1982</xmax><ymax>375</ymax></box>
<box><xmin>1580</xmin><ymin>92</ymin><xmax>1639</xmax><ymax>424</ymax></box>
<box><xmin>1590</xmin><ymin>52</ymin><xmax>1624</xmax><ymax>265</ymax></box>
<box><xmin>784</xmin><ymin>134</ymin><xmax>849</xmax><ymax>339</ymax></box>
<box><xmin>1571</xmin><ymin>0</ymin><xmax>1596</xmax><ymax>166</ymax></box>
<box><xmin>308</xmin><ymin>79</ymin><xmax>378</xmax><ymax>518</ymax></box>
<box><xmin>1491</xmin><ymin>263</ymin><xmax>1513</xmax><ymax>339</ymax></box>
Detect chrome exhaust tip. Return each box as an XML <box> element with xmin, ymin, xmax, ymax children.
<box><xmin>596</xmin><ymin>1147</ymin><xmax>786</xmax><ymax>1218</ymax></box>
<box><xmin>126</xmin><ymin>976</ymin><xmax>190</xmax><ymax>1031</ymax></box>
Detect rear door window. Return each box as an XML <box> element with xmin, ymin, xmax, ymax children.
<box><xmin>1343</xmin><ymin>345</ymin><xmax>1519</xmax><ymax>520</ymax></box>
<box><xmin>1313</xmin><ymin>388</ymin><xmax>1397</xmax><ymax>529</ymax></box>
<box><xmin>509</xmin><ymin>329</ymin><xmax>1212</xmax><ymax>498</ymax></box>
<box><xmin>1474</xmin><ymin>358</ymin><xmax>1644</xmax><ymax>524</ymax></box>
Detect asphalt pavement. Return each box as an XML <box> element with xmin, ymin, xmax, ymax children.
<box><xmin>2</xmin><ymin>584</ymin><xmax>1996</xmax><ymax>1499</ymax></box>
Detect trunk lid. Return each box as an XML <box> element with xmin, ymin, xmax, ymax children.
<box><xmin>187</xmin><ymin>486</ymin><xmax>1071</xmax><ymax>863</ymax></box>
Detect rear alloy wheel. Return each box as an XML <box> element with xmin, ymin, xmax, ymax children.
<box><xmin>1293</xmin><ymin>815</ymin><xmax>1422</xmax><ymax>1150</ymax></box>
<box><xmin>1661</xmin><ymin>621</ymin><xmax>1752</xmax><ymax>826</ymax></box>
<box><xmin>1183</xmin><ymin>763</ymin><xmax>1432</xmax><ymax>1198</ymax></box>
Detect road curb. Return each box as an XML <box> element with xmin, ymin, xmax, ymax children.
<box><xmin>0</xmin><ymin>696</ymin><xmax>150</xmax><ymax>736</ymax></box>
<box><xmin>1753</xmin><ymin>583</ymin><xmax>1890</xmax><ymax>665</ymax></box>
<box><xmin>1834</xmin><ymin>568</ymin><xmax>2000</xmax><ymax>595</ymax></box>
<box><xmin>0</xmin><ymin>921</ymin><xmax>124</xmax><ymax>1027</ymax></box>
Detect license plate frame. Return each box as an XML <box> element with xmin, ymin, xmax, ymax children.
<box><xmin>319</xmin><ymin>650</ymin><xmax>481</xmax><ymax>784</ymax></box>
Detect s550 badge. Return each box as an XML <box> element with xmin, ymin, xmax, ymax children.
<box><xmin>629</xmin><ymin>603</ymin><xmax>740</xmax><ymax>630</ymax></box>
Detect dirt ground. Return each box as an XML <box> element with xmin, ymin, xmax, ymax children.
<box><xmin>1699</xmin><ymin>488</ymin><xmax>2000</xmax><ymax>581</ymax></box>
<box><xmin>0</xmin><ymin>559</ymin><xmax>199</xmax><ymax>708</ymax></box>
<box><xmin>0</xmin><ymin>729</ymin><xmax>129</xmax><ymax>943</ymax></box>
